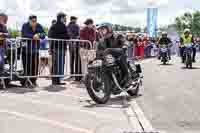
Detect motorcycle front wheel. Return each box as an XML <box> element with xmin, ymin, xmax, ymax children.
<box><xmin>161</xmin><ymin>54</ymin><xmax>167</xmax><ymax>65</ymax></box>
<box><xmin>185</xmin><ymin>55</ymin><xmax>192</xmax><ymax>68</ymax></box>
<box><xmin>85</xmin><ymin>73</ymin><xmax>112</xmax><ymax>104</ymax></box>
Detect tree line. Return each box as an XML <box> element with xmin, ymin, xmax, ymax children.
<box><xmin>175</xmin><ymin>11</ymin><xmax>200</xmax><ymax>36</ymax></box>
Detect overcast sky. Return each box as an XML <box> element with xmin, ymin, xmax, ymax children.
<box><xmin>0</xmin><ymin>0</ymin><xmax>200</xmax><ymax>28</ymax></box>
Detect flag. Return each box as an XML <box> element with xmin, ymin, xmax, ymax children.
<box><xmin>147</xmin><ymin>8</ymin><xmax>158</xmax><ymax>37</ymax></box>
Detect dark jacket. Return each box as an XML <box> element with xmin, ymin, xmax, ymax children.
<box><xmin>48</xmin><ymin>22</ymin><xmax>70</xmax><ymax>50</ymax></box>
<box><xmin>158</xmin><ymin>37</ymin><xmax>172</xmax><ymax>47</ymax></box>
<box><xmin>21</xmin><ymin>22</ymin><xmax>45</xmax><ymax>54</ymax></box>
<box><xmin>67</xmin><ymin>22</ymin><xmax>80</xmax><ymax>39</ymax></box>
<box><xmin>97</xmin><ymin>34</ymin><xmax>125</xmax><ymax>51</ymax></box>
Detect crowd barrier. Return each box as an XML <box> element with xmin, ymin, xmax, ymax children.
<box><xmin>0</xmin><ymin>38</ymin><xmax>95</xmax><ymax>88</ymax></box>
<box><xmin>0</xmin><ymin>39</ymin><xmax>17</xmax><ymax>88</ymax></box>
<box><xmin>0</xmin><ymin>38</ymin><xmax>165</xmax><ymax>88</ymax></box>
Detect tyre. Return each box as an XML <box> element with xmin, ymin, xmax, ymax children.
<box><xmin>161</xmin><ymin>53</ymin><xmax>167</xmax><ymax>65</ymax></box>
<box><xmin>163</xmin><ymin>60</ymin><xmax>167</xmax><ymax>65</ymax></box>
<box><xmin>127</xmin><ymin>84</ymin><xmax>139</xmax><ymax>96</ymax></box>
<box><xmin>85</xmin><ymin>73</ymin><xmax>112</xmax><ymax>104</ymax></box>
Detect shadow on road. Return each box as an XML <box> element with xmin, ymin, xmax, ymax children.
<box><xmin>43</xmin><ymin>85</ymin><xmax>66</xmax><ymax>92</ymax></box>
<box><xmin>181</xmin><ymin>67</ymin><xmax>200</xmax><ymax>70</ymax></box>
<box><xmin>83</xmin><ymin>95</ymin><xmax>142</xmax><ymax>109</ymax></box>
<box><xmin>159</xmin><ymin>63</ymin><xmax>173</xmax><ymax>66</ymax></box>
<box><xmin>0</xmin><ymin>84</ymin><xmax>37</xmax><ymax>94</ymax></box>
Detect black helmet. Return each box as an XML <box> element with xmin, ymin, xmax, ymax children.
<box><xmin>57</xmin><ymin>12</ymin><xmax>66</xmax><ymax>22</ymax></box>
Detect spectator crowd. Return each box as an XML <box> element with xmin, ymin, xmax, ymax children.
<box><xmin>0</xmin><ymin>11</ymin><xmax>175</xmax><ymax>87</ymax></box>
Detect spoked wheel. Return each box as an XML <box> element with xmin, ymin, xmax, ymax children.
<box><xmin>85</xmin><ymin>73</ymin><xmax>111</xmax><ymax>104</ymax></box>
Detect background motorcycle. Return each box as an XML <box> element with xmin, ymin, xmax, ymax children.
<box><xmin>84</xmin><ymin>47</ymin><xmax>143</xmax><ymax>104</ymax></box>
<box><xmin>159</xmin><ymin>44</ymin><xmax>169</xmax><ymax>65</ymax></box>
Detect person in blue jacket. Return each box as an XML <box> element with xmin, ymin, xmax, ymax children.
<box><xmin>67</xmin><ymin>16</ymin><xmax>81</xmax><ymax>81</ymax></box>
<box><xmin>21</xmin><ymin>15</ymin><xmax>46</xmax><ymax>86</ymax></box>
<box><xmin>48</xmin><ymin>12</ymin><xmax>70</xmax><ymax>85</ymax></box>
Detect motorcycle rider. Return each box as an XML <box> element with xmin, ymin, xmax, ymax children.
<box><xmin>96</xmin><ymin>23</ymin><xmax>132</xmax><ymax>87</ymax></box>
<box><xmin>158</xmin><ymin>32</ymin><xmax>172</xmax><ymax>60</ymax></box>
<box><xmin>180</xmin><ymin>29</ymin><xmax>195</xmax><ymax>63</ymax></box>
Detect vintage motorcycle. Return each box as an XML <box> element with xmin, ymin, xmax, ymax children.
<box><xmin>84</xmin><ymin>47</ymin><xmax>143</xmax><ymax>104</ymax></box>
<box><xmin>159</xmin><ymin>44</ymin><xmax>170</xmax><ymax>65</ymax></box>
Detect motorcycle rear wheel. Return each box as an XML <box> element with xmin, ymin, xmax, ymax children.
<box><xmin>85</xmin><ymin>73</ymin><xmax>112</xmax><ymax>104</ymax></box>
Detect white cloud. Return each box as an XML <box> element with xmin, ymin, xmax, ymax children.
<box><xmin>1</xmin><ymin>0</ymin><xmax>200</xmax><ymax>28</ymax></box>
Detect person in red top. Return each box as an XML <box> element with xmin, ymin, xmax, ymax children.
<box><xmin>80</xmin><ymin>19</ymin><xmax>96</xmax><ymax>49</ymax></box>
<box><xmin>135</xmin><ymin>37</ymin><xmax>145</xmax><ymax>59</ymax></box>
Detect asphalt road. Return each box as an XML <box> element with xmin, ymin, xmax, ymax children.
<box><xmin>2</xmin><ymin>54</ymin><xmax>200</xmax><ymax>133</ymax></box>
<box><xmin>137</xmin><ymin>56</ymin><xmax>200</xmax><ymax>133</ymax></box>
<box><xmin>0</xmin><ymin>78</ymin><xmax>144</xmax><ymax>133</ymax></box>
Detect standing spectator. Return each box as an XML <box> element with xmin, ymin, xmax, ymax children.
<box><xmin>126</xmin><ymin>32</ymin><xmax>135</xmax><ymax>59</ymax></box>
<box><xmin>79</xmin><ymin>18</ymin><xmax>96</xmax><ymax>81</ymax></box>
<box><xmin>80</xmin><ymin>18</ymin><xmax>96</xmax><ymax>48</ymax></box>
<box><xmin>134</xmin><ymin>36</ymin><xmax>139</xmax><ymax>57</ymax></box>
<box><xmin>0</xmin><ymin>13</ymin><xmax>9</xmax><ymax>75</ymax></box>
<box><xmin>67</xmin><ymin>16</ymin><xmax>81</xmax><ymax>81</ymax></box>
<box><xmin>144</xmin><ymin>37</ymin><xmax>151</xmax><ymax>58</ymax></box>
<box><xmin>48</xmin><ymin>12</ymin><xmax>70</xmax><ymax>85</ymax></box>
<box><xmin>21</xmin><ymin>15</ymin><xmax>46</xmax><ymax>86</ymax></box>
<box><xmin>135</xmin><ymin>37</ymin><xmax>145</xmax><ymax>59</ymax></box>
